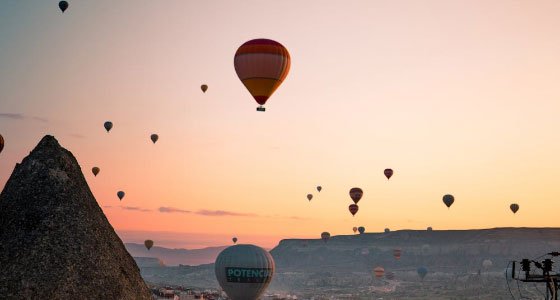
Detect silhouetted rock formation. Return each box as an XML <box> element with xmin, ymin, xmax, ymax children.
<box><xmin>0</xmin><ymin>135</ymin><xmax>151</xmax><ymax>299</ymax></box>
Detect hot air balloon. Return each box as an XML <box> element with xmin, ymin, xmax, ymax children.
<box><xmin>317</xmin><ymin>186</ymin><xmax>322</xmax><ymax>192</ymax></box>
<box><xmin>144</xmin><ymin>240</ymin><xmax>154</xmax><ymax>250</ymax></box>
<box><xmin>442</xmin><ymin>194</ymin><xmax>454</xmax><ymax>208</ymax></box>
<box><xmin>427</xmin><ymin>226</ymin><xmax>433</xmax><ymax>231</ymax></box>
<box><xmin>482</xmin><ymin>259</ymin><xmax>493</xmax><ymax>269</ymax></box>
<box><xmin>215</xmin><ymin>244</ymin><xmax>275</xmax><ymax>300</ymax></box>
<box><xmin>358</xmin><ymin>226</ymin><xmax>365</xmax><ymax>234</ymax></box>
<box><xmin>384</xmin><ymin>228</ymin><xmax>390</xmax><ymax>233</ymax></box>
<box><xmin>421</xmin><ymin>244</ymin><xmax>430</xmax><ymax>255</ymax></box>
<box><xmin>393</xmin><ymin>249</ymin><xmax>402</xmax><ymax>260</ymax></box>
<box><xmin>373</xmin><ymin>266</ymin><xmax>385</xmax><ymax>278</ymax></box>
<box><xmin>349</xmin><ymin>187</ymin><xmax>363</xmax><ymax>204</ymax></box>
<box><xmin>510</xmin><ymin>203</ymin><xmax>519</xmax><ymax>214</ymax></box>
<box><xmin>59</xmin><ymin>1</ymin><xmax>68</xmax><ymax>13</ymax></box>
<box><xmin>384</xmin><ymin>168</ymin><xmax>393</xmax><ymax>180</ymax></box>
<box><xmin>0</xmin><ymin>134</ymin><xmax>4</xmax><ymax>154</ymax></box>
<box><xmin>234</xmin><ymin>39</ymin><xmax>291</xmax><ymax>112</ymax></box>
<box><xmin>417</xmin><ymin>267</ymin><xmax>428</xmax><ymax>280</ymax></box>
<box><xmin>232</xmin><ymin>237</ymin><xmax>238</xmax><ymax>244</ymax></box>
<box><xmin>352</xmin><ymin>227</ymin><xmax>358</xmax><ymax>234</ymax></box>
<box><xmin>104</xmin><ymin>121</ymin><xmax>113</xmax><ymax>132</ymax></box>
<box><xmin>117</xmin><ymin>191</ymin><xmax>125</xmax><ymax>201</ymax></box>
<box><xmin>349</xmin><ymin>204</ymin><xmax>359</xmax><ymax>216</ymax></box>
<box><xmin>201</xmin><ymin>84</ymin><xmax>208</xmax><ymax>93</ymax></box>
<box><xmin>307</xmin><ymin>194</ymin><xmax>313</xmax><ymax>201</ymax></box>
<box><xmin>150</xmin><ymin>134</ymin><xmax>159</xmax><ymax>144</ymax></box>
<box><xmin>92</xmin><ymin>167</ymin><xmax>100</xmax><ymax>177</ymax></box>
<box><xmin>321</xmin><ymin>232</ymin><xmax>330</xmax><ymax>243</ymax></box>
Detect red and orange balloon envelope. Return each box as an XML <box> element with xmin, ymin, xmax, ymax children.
<box><xmin>374</xmin><ymin>266</ymin><xmax>385</xmax><ymax>278</ymax></box>
<box><xmin>352</xmin><ymin>227</ymin><xmax>358</xmax><ymax>234</ymax></box>
<box><xmin>384</xmin><ymin>168</ymin><xmax>393</xmax><ymax>180</ymax></box>
<box><xmin>349</xmin><ymin>187</ymin><xmax>363</xmax><ymax>204</ymax></box>
<box><xmin>349</xmin><ymin>204</ymin><xmax>359</xmax><ymax>216</ymax></box>
<box><xmin>234</xmin><ymin>39</ymin><xmax>291</xmax><ymax>111</ymax></box>
<box><xmin>393</xmin><ymin>248</ymin><xmax>402</xmax><ymax>259</ymax></box>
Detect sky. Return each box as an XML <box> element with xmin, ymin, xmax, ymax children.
<box><xmin>1</xmin><ymin>1</ymin><xmax>560</xmax><ymax>249</ymax></box>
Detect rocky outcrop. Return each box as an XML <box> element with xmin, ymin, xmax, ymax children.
<box><xmin>0</xmin><ymin>135</ymin><xmax>152</xmax><ymax>299</ymax></box>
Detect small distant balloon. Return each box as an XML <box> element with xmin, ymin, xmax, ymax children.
<box><xmin>150</xmin><ymin>134</ymin><xmax>159</xmax><ymax>144</ymax></box>
<box><xmin>442</xmin><ymin>194</ymin><xmax>454</xmax><ymax>208</ymax></box>
<box><xmin>384</xmin><ymin>228</ymin><xmax>390</xmax><ymax>233</ymax></box>
<box><xmin>393</xmin><ymin>248</ymin><xmax>402</xmax><ymax>260</ymax></box>
<box><xmin>373</xmin><ymin>266</ymin><xmax>385</xmax><ymax>278</ymax></box>
<box><xmin>427</xmin><ymin>226</ymin><xmax>433</xmax><ymax>231</ymax></box>
<box><xmin>482</xmin><ymin>259</ymin><xmax>493</xmax><ymax>269</ymax></box>
<box><xmin>417</xmin><ymin>267</ymin><xmax>428</xmax><ymax>280</ymax></box>
<box><xmin>358</xmin><ymin>226</ymin><xmax>365</xmax><ymax>234</ymax></box>
<box><xmin>104</xmin><ymin>121</ymin><xmax>113</xmax><ymax>132</ymax></box>
<box><xmin>201</xmin><ymin>84</ymin><xmax>208</xmax><ymax>93</ymax></box>
<box><xmin>59</xmin><ymin>1</ymin><xmax>68</xmax><ymax>13</ymax></box>
<box><xmin>421</xmin><ymin>244</ymin><xmax>431</xmax><ymax>255</ymax></box>
<box><xmin>321</xmin><ymin>232</ymin><xmax>330</xmax><ymax>243</ymax></box>
<box><xmin>307</xmin><ymin>194</ymin><xmax>313</xmax><ymax>201</ymax></box>
<box><xmin>316</xmin><ymin>186</ymin><xmax>322</xmax><ymax>192</ymax></box>
<box><xmin>144</xmin><ymin>239</ymin><xmax>154</xmax><ymax>250</ymax></box>
<box><xmin>384</xmin><ymin>168</ymin><xmax>393</xmax><ymax>180</ymax></box>
<box><xmin>352</xmin><ymin>227</ymin><xmax>358</xmax><ymax>234</ymax></box>
<box><xmin>348</xmin><ymin>204</ymin><xmax>359</xmax><ymax>216</ymax></box>
<box><xmin>232</xmin><ymin>237</ymin><xmax>238</xmax><ymax>244</ymax></box>
<box><xmin>0</xmin><ymin>134</ymin><xmax>4</xmax><ymax>154</ymax></box>
<box><xmin>510</xmin><ymin>203</ymin><xmax>519</xmax><ymax>214</ymax></box>
<box><xmin>117</xmin><ymin>191</ymin><xmax>125</xmax><ymax>201</ymax></box>
<box><xmin>92</xmin><ymin>167</ymin><xmax>100</xmax><ymax>177</ymax></box>
<box><xmin>349</xmin><ymin>187</ymin><xmax>363</xmax><ymax>204</ymax></box>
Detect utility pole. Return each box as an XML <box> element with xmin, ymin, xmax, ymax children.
<box><xmin>512</xmin><ymin>252</ymin><xmax>560</xmax><ymax>300</ymax></box>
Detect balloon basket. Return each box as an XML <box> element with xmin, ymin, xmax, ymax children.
<box><xmin>256</xmin><ymin>106</ymin><xmax>266</xmax><ymax>112</ymax></box>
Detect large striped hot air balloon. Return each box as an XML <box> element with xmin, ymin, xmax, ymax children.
<box><xmin>234</xmin><ymin>39</ymin><xmax>291</xmax><ymax>111</ymax></box>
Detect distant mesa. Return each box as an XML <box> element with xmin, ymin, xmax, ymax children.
<box><xmin>0</xmin><ymin>135</ymin><xmax>151</xmax><ymax>299</ymax></box>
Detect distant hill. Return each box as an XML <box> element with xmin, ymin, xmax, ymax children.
<box><xmin>126</xmin><ymin>243</ymin><xmax>228</xmax><ymax>266</ymax></box>
<box><xmin>271</xmin><ymin>227</ymin><xmax>560</xmax><ymax>273</ymax></box>
<box><xmin>137</xmin><ymin>227</ymin><xmax>560</xmax><ymax>298</ymax></box>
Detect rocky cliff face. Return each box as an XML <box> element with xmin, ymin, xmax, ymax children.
<box><xmin>0</xmin><ymin>135</ymin><xmax>152</xmax><ymax>299</ymax></box>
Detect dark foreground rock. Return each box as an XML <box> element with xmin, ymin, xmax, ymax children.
<box><xmin>0</xmin><ymin>135</ymin><xmax>152</xmax><ymax>299</ymax></box>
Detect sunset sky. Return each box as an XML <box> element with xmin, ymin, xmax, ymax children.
<box><xmin>2</xmin><ymin>1</ymin><xmax>560</xmax><ymax>249</ymax></box>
